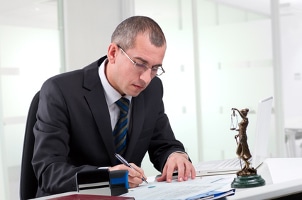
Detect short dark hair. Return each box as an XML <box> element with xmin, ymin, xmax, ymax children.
<box><xmin>111</xmin><ymin>16</ymin><xmax>166</xmax><ymax>50</ymax></box>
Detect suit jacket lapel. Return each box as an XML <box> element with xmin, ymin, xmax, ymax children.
<box><xmin>82</xmin><ymin>57</ymin><xmax>116</xmax><ymax>165</ymax></box>
<box><xmin>125</xmin><ymin>94</ymin><xmax>145</xmax><ymax>160</ymax></box>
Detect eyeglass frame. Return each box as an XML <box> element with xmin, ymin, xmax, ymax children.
<box><xmin>117</xmin><ymin>45</ymin><xmax>165</xmax><ymax>76</ymax></box>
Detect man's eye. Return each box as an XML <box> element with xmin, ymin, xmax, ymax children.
<box><xmin>136</xmin><ymin>63</ymin><xmax>147</xmax><ymax>68</ymax></box>
<box><xmin>151</xmin><ymin>67</ymin><xmax>159</xmax><ymax>71</ymax></box>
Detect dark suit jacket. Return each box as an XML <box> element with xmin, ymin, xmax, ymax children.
<box><xmin>32</xmin><ymin>56</ymin><xmax>186</xmax><ymax>197</ymax></box>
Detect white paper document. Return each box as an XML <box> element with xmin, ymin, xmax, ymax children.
<box><xmin>265</xmin><ymin>158</ymin><xmax>302</xmax><ymax>184</ymax></box>
<box><xmin>195</xmin><ymin>158</ymin><xmax>241</xmax><ymax>176</ymax></box>
<box><xmin>121</xmin><ymin>175</ymin><xmax>236</xmax><ymax>200</ymax></box>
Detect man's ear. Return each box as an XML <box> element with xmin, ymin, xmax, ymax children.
<box><xmin>107</xmin><ymin>43</ymin><xmax>118</xmax><ymax>64</ymax></box>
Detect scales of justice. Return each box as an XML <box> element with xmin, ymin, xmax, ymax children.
<box><xmin>230</xmin><ymin>108</ymin><xmax>265</xmax><ymax>188</ymax></box>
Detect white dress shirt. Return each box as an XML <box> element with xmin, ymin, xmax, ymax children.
<box><xmin>98</xmin><ymin>59</ymin><xmax>132</xmax><ymax>130</ymax></box>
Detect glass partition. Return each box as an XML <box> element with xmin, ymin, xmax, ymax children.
<box><xmin>0</xmin><ymin>1</ymin><xmax>61</xmax><ymax>199</ymax></box>
<box><xmin>196</xmin><ymin>0</ymin><xmax>274</xmax><ymax>161</ymax></box>
<box><xmin>134</xmin><ymin>0</ymin><xmax>275</xmax><ymax>170</ymax></box>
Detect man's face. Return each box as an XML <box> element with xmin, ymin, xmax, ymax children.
<box><xmin>106</xmin><ymin>34</ymin><xmax>166</xmax><ymax>97</ymax></box>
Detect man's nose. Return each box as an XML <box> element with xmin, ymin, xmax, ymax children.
<box><xmin>139</xmin><ymin>68</ymin><xmax>153</xmax><ymax>83</ymax></box>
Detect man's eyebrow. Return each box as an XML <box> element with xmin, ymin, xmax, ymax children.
<box><xmin>133</xmin><ymin>56</ymin><xmax>148</xmax><ymax>64</ymax></box>
<box><xmin>134</xmin><ymin>56</ymin><xmax>162</xmax><ymax>67</ymax></box>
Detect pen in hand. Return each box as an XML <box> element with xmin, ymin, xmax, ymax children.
<box><xmin>115</xmin><ymin>153</ymin><xmax>148</xmax><ymax>184</ymax></box>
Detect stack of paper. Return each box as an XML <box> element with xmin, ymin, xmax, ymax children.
<box><xmin>121</xmin><ymin>175</ymin><xmax>236</xmax><ymax>200</ymax></box>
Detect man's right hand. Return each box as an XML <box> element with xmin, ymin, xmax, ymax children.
<box><xmin>109</xmin><ymin>163</ymin><xmax>147</xmax><ymax>188</ymax></box>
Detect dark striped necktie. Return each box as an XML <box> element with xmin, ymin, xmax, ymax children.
<box><xmin>113</xmin><ymin>97</ymin><xmax>130</xmax><ymax>156</ymax></box>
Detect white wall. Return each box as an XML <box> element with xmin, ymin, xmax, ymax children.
<box><xmin>281</xmin><ymin>14</ymin><xmax>302</xmax><ymax>120</ymax></box>
<box><xmin>0</xmin><ymin>84</ymin><xmax>5</xmax><ymax>200</ymax></box>
<box><xmin>63</xmin><ymin>0</ymin><xmax>131</xmax><ymax>70</ymax></box>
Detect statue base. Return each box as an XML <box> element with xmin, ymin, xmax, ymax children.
<box><xmin>231</xmin><ymin>175</ymin><xmax>265</xmax><ymax>188</ymax></box>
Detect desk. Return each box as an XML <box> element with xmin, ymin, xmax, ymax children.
<box><xmin>227</xmin><ymin>158</ymin><xmax>302</xmax><ymax>200</ymax></box>
<box><xmin>33</xmin><ymin>158</ymin><xmax>302</xmax><ymax>200</ymax></box>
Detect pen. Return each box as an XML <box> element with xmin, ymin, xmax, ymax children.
<box><xmin>115</xmin><ymin>153</ymin><xmax>148</xmax><ymax>184</ymax></box>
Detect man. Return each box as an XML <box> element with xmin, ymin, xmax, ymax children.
<box><xmin>32</xmin><ymin>16</ymin><xmax>196</xmax><ymax>197</ymax></box>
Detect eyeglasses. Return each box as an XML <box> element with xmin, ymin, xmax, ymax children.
<box><xmin>117</xmin><ymin>45</ymin><xmax>165</xmax><ymax>76</ymax></box>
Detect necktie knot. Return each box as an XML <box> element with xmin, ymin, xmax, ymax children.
<box><xmin>115</xmin><ymin>97</ymin><xmax>130</xmax><ymax>115</ymax></box>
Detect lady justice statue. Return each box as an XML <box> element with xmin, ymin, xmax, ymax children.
<box><xmin>231</xmin><ymin>108</ymin><xmax>256</xmax><ymax>176</ymax></box>
<box><xmin>230</xmin><ymin>108</ymin><xmax>265</xmax><ymax>188</ymax></box>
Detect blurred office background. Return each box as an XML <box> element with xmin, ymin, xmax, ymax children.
<box><xmin>1</xmin><ymin>0</ymin><xmax>302</xmax><ymax>199</ymax></box>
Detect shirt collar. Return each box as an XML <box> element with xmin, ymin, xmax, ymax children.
<box><xmin>98</xmin><ymin>59</ymin><xmax>132</xmax><ymax>106</ymax></box>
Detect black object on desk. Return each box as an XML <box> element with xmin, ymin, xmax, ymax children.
<box><xmin>109</xmin><ymin>170</ymin><xmax>129</xmax><ymax>196</ymax></box>
<box><xmin>76</xmin><ymin>169</ymin><xmax>128</xmax><ymax>196</ymax></box>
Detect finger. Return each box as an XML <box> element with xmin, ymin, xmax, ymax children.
<box><xmin>109</xmin><ymin>164</ymin><xmax>128</xmax><ymax>171</ymax></box>
<box><xmin>164</xmin><ymin>164</ymin><xmax>175</xmax><ymax>183</ymax></box>
<box><xmin>127</xmin><ymin>164</ymin><xmax>147</xmax><ymax>183</ymax></box>
<box><xmin>128</xmin><ymin>183</ymin><xmax>139</xmax><ymax>188</ymax></box>
<box><xmin>183</xmin><ymin>161</ymin><xmax>196</xmax><ymax>180</ymax></box>
<box><xmin>176</xmin><ymin>164</ymin><xmax>185</xmax><ymax>182</ymax></box>
<box><xmin>156</xmin><ymin>173</ymin><xmax>166</xmax><ymax>182</ymax></box>
<box><xmin>188</xmin><ymin>163</ymin><xmax>196</xmax><ymax>179</ymax></box>
<box><xmin>129</xmin><ymin>163</ymin><xmax>147</xmax><ymax>180</ymax></box>
<box><xmin>156</xmin><ymin>165</ymin><xmax>168</xmax><ymax>182</ymax></box>
<box><xmin>128</xmin><ymin>176</ymin><xmax>142</xmax><ymax>188</ymax></box>
<box><xmin>182</xmin><ymin>162</ymin><xmax>191</xmax><ymax>181</ymax></box>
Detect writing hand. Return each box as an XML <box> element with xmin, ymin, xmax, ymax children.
<box><xmin>109</xmin><ymin>163</ymin><xmax>147</xmax><ymax>188</ymax></box>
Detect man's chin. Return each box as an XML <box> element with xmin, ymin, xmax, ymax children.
<box><xmin>127</xmin><ymin>87</ymin><xmax>145</xmax><ymax>97</ymax></box>
<box><xmin>127</xmin><ymin>89</ymin><xmax>145</xmax><ymax>97</ymax></box>
<box><xmin>128</xmin><ymin>91</ymin><xmax>140</xmax><ymax>97</ymax></box>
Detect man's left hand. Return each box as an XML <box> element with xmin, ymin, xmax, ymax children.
<box><xmin>156</xmin><ymin>152</ymin><xmax>196</xmax><ymax>183</ymax></box>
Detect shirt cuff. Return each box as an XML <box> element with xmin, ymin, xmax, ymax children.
<box><xmin>98</xmin><ymin>166</ymin><xmax>110</xmax><ymax>170</ymax></box>
<box><xmin>168</xmin><ymin>151</ymin><xmax>189</xmax><ymax>160</ymax></box>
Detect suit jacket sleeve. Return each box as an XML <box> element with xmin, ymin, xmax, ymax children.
<box><xmin>129</xmin><ymin>77</ymin><xmax>187</xmax><ymax>172</ymax></box>
<box><xmin>32</xmin><ymin>77</ymin><xmax>99</xmax><ymax>196</ymax></box>
<box><xmin>32</xmin><ymin>58</ymin><xmax>114</xmax><ymax>196</ymax></box>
